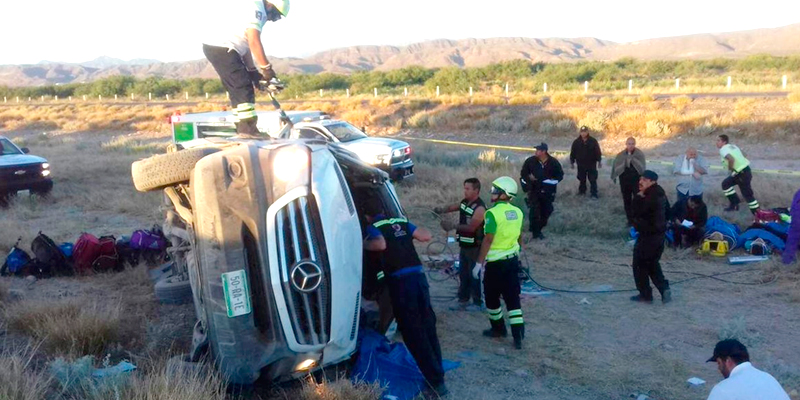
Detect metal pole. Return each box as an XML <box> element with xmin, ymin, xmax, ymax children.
<box><xmin>783</xmin><ymin>75</ymin><xmax>788</xmax><ymax>89</ymax></box>
<box><xmin>543</xmin><ymin>83</ymin><xmax>547</xmax><ymax>93</ymax></box>
<box><xmin>374</xmin><ymin>88</ymin><xmax>377</xmax><ymax>98</ymax></box>
<box><xmin>436</xmin><ymin>86</ymin><xmax>440</xmax><ymax>97</ymax></box>
<box><xmin>629</xmin><ymin>80</ymin><xmax>633</xmax><ymax>92</ymax></box>
<box><xmin>727</xmin><ymin>76</ymin><xmax>732</xmax><ymax>90</ymax></box>
<box><xmin>676</xmin><ymin>78</ymin><xmax>680</xmax><ymax>90</ymax></box>
<box><xmin>584</xmin><ymin>81</ymin><xmax>588</xmax><ymax>92</ymax></box>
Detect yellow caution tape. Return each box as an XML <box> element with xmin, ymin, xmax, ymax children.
<box><xmin>402</xmin><ymin>136</ymin><xmax>800</xmax><ymax>177</ymax></box>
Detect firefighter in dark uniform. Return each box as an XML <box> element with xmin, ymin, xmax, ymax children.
<box><xmin>435</xmin><ymin>178</ymin><xmax>486</xmax><ymax>311</ymax></box>
<box><xmin>363</xmin><ymin>201</ymin><xmax>448</xmax><ymax>397</ymax></box>
<box><xmin>472</xmin><ymin>177</ymin><xmax>525</xmax><ymax>349</ymax></box>
<box><xmin>520</xmin><ymin>143</ymin><xmax>564</xmax><ymax>240</ymax></box>
<box><xmin>630</xmin><ymin>170</ymin><xmax>672</xmax><ymax>304</ymax></box>
<box><xmin>717</xmin><ymin>134</ymin><xmax>760</xmax><ymax>214</ymax></box>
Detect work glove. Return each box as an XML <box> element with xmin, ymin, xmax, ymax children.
<box><xmin>440</xmin><ymin>219</ymin><xmax>457</xmax><ymax>232</ymax></box>
<box><xmin>258</xmin><ymin>64</ymin><xmax>277</xmax><ymax>82</ymax></box>
<box><xmin>472</xmin><ymin>262</ymin><xmax>484</xmax><ymax>280</ymax></box>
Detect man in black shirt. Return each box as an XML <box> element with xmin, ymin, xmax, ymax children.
<box><xmin>570</xmin><ymin>126</ymin><xmax>603</xmax><ymax>199</ymax></box>
<box><xmin>630</xmin><ymin>170</ymin><xmax>671</xmax><ymax>304</ymax></box>
<box><xmin>435</xmin><ymin>178</ymin><xmax>486</xmax><ymax>311</ymax></box>
<box><xmin>520</xmin><ymin>143</ymin><xmax>564</xmax><ymax>240</ymax></box>
<box><xmin>364</xmin><ymin>201</ymin><xmax>448</xmax><ymax>397</ymax></box>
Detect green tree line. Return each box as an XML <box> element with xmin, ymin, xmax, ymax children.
<box><xmin>1</xmin><ymin>54</ymin><xmax>798</xmax><ymax>99</ymax></box>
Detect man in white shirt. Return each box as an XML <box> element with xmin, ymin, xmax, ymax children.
<box><xmin>202</xmin><ymin>0</ymin><xmax>290</xmax><ymax>135</ymax></box>
<box><xmin>672</xmin><ymin>147</ymin><xmax>708</xmax><ymax>204</ymax></box>
<box><xmin>706</xmin><ymin>339</ymin><xmax>790</xmax><ymax>400</ymax></box>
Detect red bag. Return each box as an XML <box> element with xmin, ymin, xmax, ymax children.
<box><xmin>73</xmin><ymin>233</ymin><xmax>101</xmax><ymax>275</ymax></box>
<box><xmin>754</xmin><ymin>209</ymin><xmax>781</xmax><ymax>224</ymax></box>
<box><xmin>93</xmin><ymin>236</ymin><xmax>119</xmax><ymax>272</ymax></box>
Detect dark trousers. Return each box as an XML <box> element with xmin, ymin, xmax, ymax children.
<box><xmin>388</xmin><ymin>273</ymin><xmax>444</xmax><ymax>386</ymax></box>
<box><xmin>577</xmin><ymin>166</ymin><xmax>599</xmax><ymax>196</ymax></box>
<box><xmin>202</xmin><ymin>44</ymin><xmax>259</xmax><ymax>134</ymax></box>
<box><xmin>722</xmin><ymin>167</ymin><xmax>759</xmax><ymax>213</ymax></box>
<box><xmin>620</xmin><ymin>179</ymin><xmax>638</xmax><ymax>225</ymax></box>
<box><xmin>484</xmin><ymin>257</ymin><xmax>524</xmax><ymax>340</ymax></box>
<box><xmin>528</xmin><ymin>192</ymin><xmax>554</xmax><ymax>236</ymax></box>
<box><xmin>458</xmin><ymin>246</ymin><xmax>482</xmax><ymax>305</ymax></box>
<box><xmin>674</xmin><ymin>226</ymin><xmax>704</xmax><ymax>248</ymax></box>
<box><xmin>676</xmin><ymin>191</ymin><xmax>703</xmax><ymax>204</ymax></box>
<box><xmin>632</xmin><ymin>235</ymin><xmax>669</xmax><ymax>300</ymax></box>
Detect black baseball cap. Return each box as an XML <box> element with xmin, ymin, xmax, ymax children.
<box><xmin>536</xmin><ymin>142</ymin><xmax>548</xmax><ymax>152</ymax></box>
<box><xmin>641</xmin><ymin>170</ymin><xmax>659</xmax><ymax>181</ymax></box>
<box><xmin>707</xmin><ymin>339</ymin><xmax>749</xmax><ymax>362</ymax></box>
<box><xmin>580</xmin><ymin>125</ymin><xmax>589</xmax><ymax>132</ymax></box>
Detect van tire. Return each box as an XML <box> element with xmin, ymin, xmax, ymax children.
<box><xmin>154</xmin><ymin>274</ymin><xmax>193</xmax><ymax>305</ymax></box>
<box><xmin>131</xmin><ymin>148</ymin><xmax>219</xmax><ymax>192</ymax></box>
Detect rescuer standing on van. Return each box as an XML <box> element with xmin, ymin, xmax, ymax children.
<box><xmin>472</xmin><ymin>177</ymin><xmax>526</xmax><ymax>350</ymax></box>
<box><xmin>202</xmin><ymin>0</ymin><xmax>289</xmax><ymax>135</ymax></box>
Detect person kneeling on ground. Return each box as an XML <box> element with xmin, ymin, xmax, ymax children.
<box><xmin>671</xmin><ymin>195</ymin><xmax>708</xmax><ymax>249</ymax></box>
<box><xmin>630</xmin><ymin>170</ymin><xmax>671</xmax><ymax>304</ymax></box>
<box><xmin>706</xmin><ymin>339</ymin><xmax>790</xmax><ymax>400</ymax></box>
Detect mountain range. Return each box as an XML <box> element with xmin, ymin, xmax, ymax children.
<box><xmin>2</xmin><ymin>23</ymin><xmax>799</xmax><ymax>87</ymax></box>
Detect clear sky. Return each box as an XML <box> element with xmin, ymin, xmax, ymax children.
<box><xmin>2</xmin><ymin>0</ymin><xmax>798</xmax><ymax>65</ymax></box>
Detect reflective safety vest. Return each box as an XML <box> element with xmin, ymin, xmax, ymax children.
<box><xmin>720</xmin><ymin>144</ymin><xmax>750</xmax><ymax>173</ymax></box>
<box><xmin>484</xmin><ymin>202</ymin><xmax>523</xmax><ymax>262</ymax></box>
<box><xmin>457</xmin><ymin>197</ymin><xmax>486</xmax><ymax>247</ymax></box>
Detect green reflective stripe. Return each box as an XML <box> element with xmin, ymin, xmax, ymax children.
<box><xmin>723</xmin><ymin>188</ymin><xmax>736</xmax><ymax>195</ymax></box>
<box><xmin>748</xmin><ymin>201</ymin><xmax>760</xmax><ymax>209</ymax></box>
<box><xmin>488</xmin><ymin>313</ymin><xmax>504</xmax><ymax>321</ymax></box>
<box><xmin>460</xmin><ymin>203</ymin><xmax>474</xmax><ymax>215</ymax></box>
<box><xmin>373</xmin><ymin>218</ymin><xmax>408</xmax><ymax>228</ymax></box>
<box><xmin>508</xmin><ymin>309</ymin><xmax>523</xmax><ymax>317</ymax></box>
<box><xmin>509</xmin><ymin>317</ymin><xmax>524</xmax><ymax>325</ymax></box>
<box><xmin>459</xmin><ymin>237</ymin><xmax>475</xmax><ymax>243</ymax></box>
<box><xmin>486</xmin><ymin>246</ymin><xmax>520</xmax><ymax>262</ymax></box>
<box><xmin>376</xmin><ymin>271</ymin><xmax>385</xmax><ymax>280</ymax></box>
<box><xmin>236</xmin><ymin>103</ymin><xmax>256</xmax><ymax>119</ymax></box>
<box><xmin>486</xmin><ymin>308</ymin><xmax>502</xmax><ymax>315</ymax></box>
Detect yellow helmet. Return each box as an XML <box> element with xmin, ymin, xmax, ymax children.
<box><xmin>492</xmin><ymin>176</ymin><xmax>518</xmax><ymax>198</ymax></box>
<box><xmin>269</xmin><ymin>0</ymin><xmax>290</xmax><ymax>16</ymax></box>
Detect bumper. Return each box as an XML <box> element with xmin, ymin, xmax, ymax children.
<box><xmin>0</xmin><ymin>178</ymin><xmax>53</xmax><ymax>194</ymax></box>
<box><xmin>382</xmin><ymin>160</ymin><xmax>414</xmax><ymax>181</ymax></box>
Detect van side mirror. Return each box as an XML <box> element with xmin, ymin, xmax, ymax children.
<box><xmin>21</xmin><ymin>147</ymin><xmax>30</xmax><ymax>154</ymax></box>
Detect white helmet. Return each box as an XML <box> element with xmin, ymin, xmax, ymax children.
<box><xmin>269</xmin><ymin>0</ymin><xmax>290</xmax><ymax>17</ymax></box>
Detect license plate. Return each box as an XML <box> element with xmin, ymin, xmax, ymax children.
<box><xmin>221</xmin><ymin>270</ymin><xmax>251</xmax><ymax>318</ymax></box>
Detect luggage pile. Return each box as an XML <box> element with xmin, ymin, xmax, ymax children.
<box><xmin>1</xmin><ymin>226</ymin><xmax>169</xmax><ymax>278</ymax></box>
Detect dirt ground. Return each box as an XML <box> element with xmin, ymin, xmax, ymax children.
<box><xmin>2</xmin><ymin>113</ymin><xmax>800</xmax><ymax>399</ymax></box>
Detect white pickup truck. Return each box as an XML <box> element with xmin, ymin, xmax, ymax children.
<box><xmin>169</xmin><ymin>111</ymin><xmax>414</xmax><ymax>181</ymax></box>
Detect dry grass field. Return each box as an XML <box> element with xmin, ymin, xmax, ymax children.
<box><xmin>1</xmin><ymin>98</ymin><xmax>799</xmax><ymax>399</ymax></box>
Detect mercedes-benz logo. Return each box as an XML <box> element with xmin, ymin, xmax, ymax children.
<box><xmin>290</xmin><ymin>261</ymin><xmax>323</xmax><ymax>293</ymax></box>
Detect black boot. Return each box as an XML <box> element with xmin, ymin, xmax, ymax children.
<box><xmin>630</xmin><ymin>294</ymin><xmax>653</xmax><ymax>303</ymax></box>
<box><xmin>723</xmin><ymin>204</ymin><xmax>739</xmax><ymax>212</ymax></box>
<box><xmin>483</xmin><ymin>320</ymin><xmax>507</xmax><ymax>338</ymax></box>
<box><xmin>511</xmin><ymin>325</ymin><xmax>524</xmax><ymax>350</ymax></box>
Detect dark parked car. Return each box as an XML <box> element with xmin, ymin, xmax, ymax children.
<box><xmin>0</xmin><ymin>136</ymin><xmax>53</xmax><ymax>202</ymax></box>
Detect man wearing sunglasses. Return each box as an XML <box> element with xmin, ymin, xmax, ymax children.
<box><xmin>202</xmin><ymin>0</ymin><xmax>290</xmax><ymax>135</ymax></box>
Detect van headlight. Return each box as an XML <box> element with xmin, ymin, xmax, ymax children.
<box><xmin>271</xmin><ymin>145</ymin><xmax>310</xmax><ymax>199</ymax></box>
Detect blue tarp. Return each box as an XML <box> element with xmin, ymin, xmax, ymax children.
<box><xmin>704</xmin><ymin>216</ymin><xmax>740</xmax><ymax>248</ymax></box>
<box><xmin>352</xmin><ymin>329</ymin><xmax>459</xmax><ymax>400</ymax></box>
